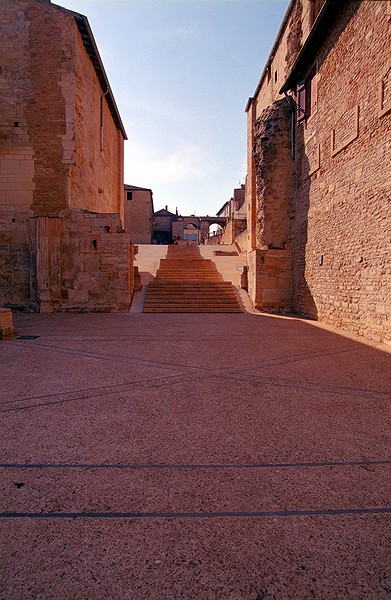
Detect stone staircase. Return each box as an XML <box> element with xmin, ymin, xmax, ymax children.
<box><xmin>143</xmin><ymin>245</ymin><xmax>242</xmax><ymax>313</ymax></box>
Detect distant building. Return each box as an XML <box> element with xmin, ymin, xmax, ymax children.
<box><xmin>153</xmin><ymin>207</ymin><xmax>226</xmax><ymax>245</ymax></box>
<box><xmin>0</xmin><ymin>0</ymin><xmax>133</xmax><ymax>312</ymax></box>
<box><xmin>153</xmin><ymin>206</ymin><xmax>178</xmax><ymax>244</ymax></box>
<box><xmin>216</xmin><ymin>184</ymin><xmax>247</xmax><ymax>245</ymax></box>
<box><xmin>243</xmin><ymin>0</ymin><xmax>390</xmax><ymax>343</ymax></box>
<box><xmin>124</xmin><ymin>185</ymin><xmax>154</xmax><ymax>244</ymax></box>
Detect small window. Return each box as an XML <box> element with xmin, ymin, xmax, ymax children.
<box><xmin>297</xmin><ymin>79</ymin><xmax>306</xmax><ymax>122</ymax></box>
<box><xmin>127</xmin><ymin>191</ymin><xmax>133</xmax><ymax>201</ymax></box>
<box><xmin>274</xmin><ymin>70</ymin><xmax>278</xmax><ymax>83</ymax></box>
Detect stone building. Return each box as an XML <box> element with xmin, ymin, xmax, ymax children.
<box><xmin>0</xmin><ymin>0</ymin><xmax>133</xmax><ymax>312</ymax></box>
<box><xmin>217</xmin><ymin>184</ymin><xmax>247</xmax><ymax>245</ymax></box>
<box><xmin>124</xmin><ymin>185</ymin><xmax>154</xmax><ymax>244</ymax></box>
<box><xmin>153</xmin><ymin>206</ymin><xmax>177</xmax><ymax>244</ymax></box>
<box><xmin>245</xmin><ymin>0</ymin><xmax>390</xmax><ymax>343</ymax></box>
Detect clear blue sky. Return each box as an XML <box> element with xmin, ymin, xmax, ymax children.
<box><xmin>56</xmin><ymin>0</ymin><xmax>289</xmax><ymax>216</ymax></box>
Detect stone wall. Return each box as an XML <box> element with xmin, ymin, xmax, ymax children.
<box><xmin>60</xmin><ymin>210</ymin><xmax>132</xmax><ymax>312</ymax></box>
<box><xmin>68</xmin><ymin>28</ymin><xmax>124</xmax><ymax>221</ymax></box>
<box><xmin>247</xmin><ymin>99</ymin><xmax>293</xmax><ymax>311</ymax></box>
<box><xmin>245</xmin><ymin>0</ymin><xmax>390</xmax><ymax>343</ymax></box>
<box><xmin>0</xmin><ymin>206</ymin><xmax>34</xmax><ymax>308</ymax></box>
<box><xmin>292</xmin><ymin>1</ymin><xmax>390</xmax><ymax>342</ymax></box>
<box><xmin>0</xmin><ymin>0</ymin><xmax>130</xmax><ymax>312</ymax></box>
<box><xmin>124</xmin><ymin>188</ymin><xmax>153</xmax><ymax>244</ymax></box>
<box><xmin>221</xmin><ymin>219</ymin><xmax>247</xmax><ymax>245</ymax></box>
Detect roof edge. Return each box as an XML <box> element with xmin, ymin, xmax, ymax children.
<box><xmin>246</xmin><ymin>0</ymin><xmax>295</xmax><ymax>112</ymax></box>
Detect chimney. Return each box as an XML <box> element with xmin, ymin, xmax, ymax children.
<box><xmin>165</xmin><ymin>205</ymin><xmax>168</xmax><ymax>211</ymax></box>
<box><xmin>176</xmin><ymin>207</ymin><xmax>178</xmax><ymax>216</ymax></box>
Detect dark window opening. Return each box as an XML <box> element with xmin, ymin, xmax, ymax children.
<box><xmin>296</xmin><ymin>65</ymin><xmax>318</xmax><ymax>123</ymax></box>
<box><xmin>297</xmin><ymin>79</ymin><xmax>306</xmax><ymax>122</ymax></box>
<box><xmin>14</xmin><ymin>122</ymin><xmax>19</xmax><ymax>127</ymax></box>
<box><xmin>92</xmin><ymin>239</ymin><xmax>97</xmax><ymax>249</ymax></box>
<box><xmin>274</xmin><ymin>70</ymin><xmax>278</xmax><ymax>83</ymax></box>
<box><xmin>127</xmin><ymin>191</ymin><xmax>133</xmax><ymax>201</ymax></box>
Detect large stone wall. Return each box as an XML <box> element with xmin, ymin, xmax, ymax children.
<box><xmin>246</xmin><ymin>0</ymin><xmax>390</xmax><ymax>343</ymax></box>
<box><xmin>293</xmin><ymin>1</ymin><xmax>390</xmax><ymax>342</ymax></box>
<box><xmin>68</xmin><ymin>29</ymin><xmax>124</xmax><ymax>221</ymax></box>
<box><xmin>0</xmin><ymin>0</ymin><xmax>131</xmax><ymax>311</ymax></box>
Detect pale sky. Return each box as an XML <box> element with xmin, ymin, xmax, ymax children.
<box><xmin>55</xmin><ymin>0</ymin><xmax>289</xmax><ymax>216</ymax></box>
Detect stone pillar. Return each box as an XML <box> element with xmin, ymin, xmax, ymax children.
<box><xmin>248</xmin><ymin>98</ymin><xmax>294</xmax><ymax>312</ymax></box>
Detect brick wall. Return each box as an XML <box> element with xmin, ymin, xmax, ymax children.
<box><xmin>293</xmin><ymin>1</ymin><xmax>390</xmax><ymax>342</ymax></box>
<box><xmin>245</xmin><ymin>0</ymin><xmax>390</xmax><ymax>343</ymax></box>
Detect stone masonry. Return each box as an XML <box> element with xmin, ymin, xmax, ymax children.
<box><xmin>245</xmin><ymin>0</ymin><xmax>390</xmax><ymax>343</ymax></box>
<box><xmin>0</xmin><ymin>0</ymin><xmax>132</xmax><ymax>312</ymax></box>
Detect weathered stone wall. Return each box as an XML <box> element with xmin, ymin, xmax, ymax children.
<box><xmin>68</xmin><ymin>29</ymin><xmax>124</xmax><ymax>221</ymax></box>
<box><xmin>124</xmin><ymin>189</ymin><xmax>153</xmax><ymax>244</ymax></box>
<box><xmin>0</xmin><ymin>0</ymin><xmax>130</xmax><ymax>311</ymax></box>
<box><xmin>60</xmin><ymin>210</ymin><xmax>132</xmax><ymax>312</ymax></box>
<box><xmin>254</xmin><ymin>100</ymin><xmax>293</xmax><ymax>250</ymax></box>
<box><xmin>293</xmin><ymin>1</ymin><xmax>390</xmax><ymax>342</ymax></box>
<box><xmin>246</xmin><ymin>0</ymin><xmax>390</xmax><ymax>343</ymax></box>
<box><xmin>221</xmin><ymin>219</ymin><xmax>247</xmax><ymax>245</ymax></box>
<box><xmin>246</xmin><ymin>99</ymin><xmax>293</xmax><ymax>311</ymax></box>
<box><xmin>0</xmin><ymin>207</ymin><xmax>34</xmax><ymax>307</ymax></box>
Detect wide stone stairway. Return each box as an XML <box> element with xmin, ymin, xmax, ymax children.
<box><xmin>143</xmin><ymin>245</ymin><xmax>242</xmax><ymax>313</ymax></box>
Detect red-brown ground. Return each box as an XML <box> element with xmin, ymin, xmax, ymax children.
<box><xmin>1</xmin><ymin>312</ymin><xmax>390</xmax><ymax>599</ymax></box>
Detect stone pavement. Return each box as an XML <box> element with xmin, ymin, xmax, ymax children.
<box><xmin>0</xmin><ymin>311</ymin><xmax>390</xmax><ymax>599</ymax></box>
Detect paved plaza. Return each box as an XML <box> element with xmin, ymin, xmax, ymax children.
<box><xmin>0</xmin><ymin>311</ymin><xmax>390</xmax><ymax>598</ymax></box>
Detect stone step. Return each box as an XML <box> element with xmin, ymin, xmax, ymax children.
<box><xmin>144</xmin><ymin>306</ymin><xmax>242</xmax><ymax>313</ymax></box>
<box><xmin>143</xmin><ymin>245</ymin><xmax>242</xmax><ymax>313</ymax></box>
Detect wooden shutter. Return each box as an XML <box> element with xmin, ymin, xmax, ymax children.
<box><xmin>297</xmin><ymin>79</ymin><xmax>306</xmax><ymax>122</ymax></box>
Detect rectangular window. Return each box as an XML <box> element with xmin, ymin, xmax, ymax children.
<box><xmin>297</xmin><ymin>79</ymin><xmax>306</xmax><ymax>122</ymax></box>
<box><xmin>127</xmin><ymin>191</ymin><xmax>133</xmax><ymax>201</ymax></box>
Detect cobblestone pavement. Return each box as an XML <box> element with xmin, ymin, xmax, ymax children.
<box><xmin>1</xmin><ymin>311</ymin><xmax>390</xmax><ymax>599</ymax></box>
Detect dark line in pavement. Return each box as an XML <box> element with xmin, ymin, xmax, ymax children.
<box><xmin>0</xmin><ymin>372</ymin><xmax>210</xmax><ymax>413</ymax></box>
<box><xmin>1</xmin><ymin>507</ymin><xmax>390</xmax><ymax>519</ymax></box>
<box><xmin>0</xmin><ymin>371</ymin><xmax>192</xmax><ymax>407</ymax></box>
<box><xmin>222</xmin><ymin>374</ymin><xmax>391</xmax><ymax>402</ymax></box>
<box><xmin>12</xmin><ymin>341</ymin><xmax>212</xmax><ymax>373</ymax></box>
<box><xmin>1</xmin><ymin>460</ymin><xmax>390</xmax><ymax>470</ymax></box>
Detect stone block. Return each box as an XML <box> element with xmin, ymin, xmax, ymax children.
<box><xmin>0</xmin><ymin>308</ymin><xmax>15</xmax><ymax>339</ymax></box>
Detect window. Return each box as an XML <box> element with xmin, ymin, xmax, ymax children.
<box><xmin>297</xmin><ymin>80</ymin><xmax>306</xmax><ymax>122</ymax></box>
<box><xmin>126</xmin><ymin>191</ymin><xmax>133</xmax><ymax>201</ymax></box>
<box><xmin>296</xmin><ymin>65</ymin><xmax>318</xmax><ymax>123</ymax></box>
